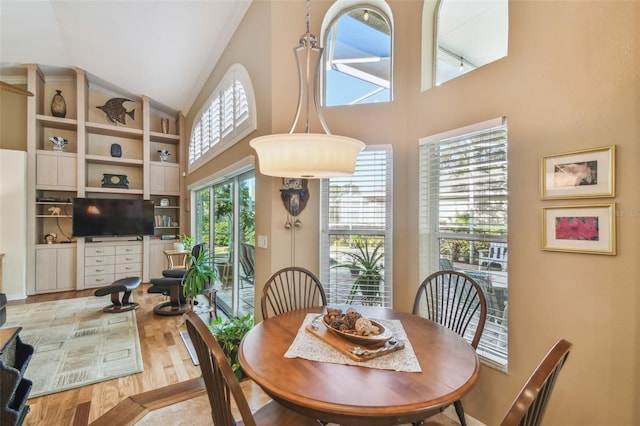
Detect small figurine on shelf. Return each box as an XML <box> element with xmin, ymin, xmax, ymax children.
<box><xmin>157</xmin><ymin>149</ymin><xmax>171</xmax><ymax>162</ymax></box>
<box><xmin>49</xmin><ymin>136</ymin><xmax>68</xmax><ymax>151</ymax></box>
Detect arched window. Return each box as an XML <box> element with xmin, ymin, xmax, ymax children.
<box><xmin>189</xmin><ymin>64</ymin><xmax>256</xmax><ymax>172</ymax></box>
<box><xmin>433</xmin><ymin>0</ymin><xmax>508</xmax><ymax>85</ymax></box>
<box><xmin>321</xmin><ymin>1</ymin><xmax>393</xmax><ymax>106</ymax></box>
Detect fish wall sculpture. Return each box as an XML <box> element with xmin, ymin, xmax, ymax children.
<box><xmin>97</xmin><ymin>98</ymin><xmax>135</xmax><ymax>125</ymax></box>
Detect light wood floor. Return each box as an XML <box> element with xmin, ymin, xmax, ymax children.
<box><xmin>11</xmin><ymin>284</ymin><xmax>461</xmax><ymax>426</ymax></box>
<box><xmin>10</xmin><ymin>283</ymin><xmax>204</xmax><ymax>426</ymax></box>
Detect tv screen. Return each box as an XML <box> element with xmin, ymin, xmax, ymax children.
<box><xmin>72</xmin><ymin>198</ymin><xmax>155</xmax><ymax>237</ymax></box>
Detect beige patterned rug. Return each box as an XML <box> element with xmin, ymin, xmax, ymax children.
<box><xmin>3</xmin><ymin>296</ymin><xmax>143</xmax><ymax>398</ymax></box>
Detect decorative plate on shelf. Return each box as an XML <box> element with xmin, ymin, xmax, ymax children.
<box><xmin>322</xmin><ymin>315</ymin><xmax>392</xmax><ymax>348</ymax></box>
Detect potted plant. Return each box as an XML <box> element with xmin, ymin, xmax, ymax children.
<box><xmin>182</xmin><ymin>249</ymin><xmax>217</xmax><ymax>310</ymax></box>
<box><xmin>334</xmin><ymin>240</ymin><xmax>384</xmax><ymax>305</ymax></box>
<box><xmin>178</xmin><ymin>233</ymin><xmax>195</xmax><ymax>252</ymax></box>
<box><xmin>208</xmin><ymin>313</ymin><xmax>254</xmax><ymax>380</ymax></box>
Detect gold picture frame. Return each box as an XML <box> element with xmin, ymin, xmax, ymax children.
<box><xmin>541</xmin><ymin>204</ymin><xmax>616</xmax><ymax>255</ymax></box>
<box><xmin>540</xmin><ymin>145</ymin><xmax>615</xmax><ymax>199</ymax></box>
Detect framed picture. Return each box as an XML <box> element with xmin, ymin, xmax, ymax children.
<box><xmin>540</xmin><ymin>146</ymin><xmax>615</xmax><ymax>199</ymax></box>
<box><xmin>541</xmin><ymin>204</ymin><xmax>616</xmax><ymax>255</ymax></box>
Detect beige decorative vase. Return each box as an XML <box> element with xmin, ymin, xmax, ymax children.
<box><xmin>51</xmin><ymin>90</ymin><xmax>67</xmax><ymax>118</ymax></box>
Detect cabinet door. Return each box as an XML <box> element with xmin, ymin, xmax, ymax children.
<box><xmin>149</xmin><ymin>163</ymin><xmax>165</xmax><ymax>193</ymax></box>
<box><xmin>164</xmin><ymin>165</ymin><xmax>180</xmax><ymax>193</ymax></box>
<box><xmin>36</xmin><ymin>153</ymin><xmax>58</xmax><ymax>187</ymax></box>
<box><xmin>56</xmin><ymin>246</ymin><xmax>77</xmax><ymax>290</ymax></box>
<box><xmin>35</xmin><ymin>249</ymin><xmax>58</xmax><ymax>292</ymax></box>
<box><xmin>149</xmin><ymin>242</ymin><xmax>173</xmax><ymax>278</ymax></box>
<box><xmin>57</xmin><ymin>156</ymin><xmax>77</xmax><ymax>188</ymax></box>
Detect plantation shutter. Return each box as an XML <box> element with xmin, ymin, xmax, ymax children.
<box><xmin>320</xmin><ymin>146</ymin><xmax>393</xmax><ymax>307</ymax></box>
<box><xmin>419</xmin><ymin>117</ymin><xmax>509</xmax><ymax>370</ymax></box>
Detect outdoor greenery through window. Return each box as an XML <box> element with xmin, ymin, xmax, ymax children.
<box><xmin>419</xmin><ymin>118</ymin><xmax>508</xmax><ymax>370</ymax></box>
<box><xmin>320</xmin><ymin>146</ymin><xmax>393</xmax><ymax>307</ymax></box>
<box><xmin>194</xmin><ymin>169</ymin><xmax>255</xmax><ymax>318</ymax></box>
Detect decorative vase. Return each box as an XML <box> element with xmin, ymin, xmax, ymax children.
<box><xmin>161</xmin><ymin>118</ymin><xmax>170</xmax><ymax>134</ymax></box>
<box><xmin>174</xmin><ymin>242</ymin><xmax>185</xmax><ymax>252</ymax></box>
<box><xmin>51</xmin><ymin>90</ymin><xmax>67</xmax><ymax>118</ymax></box>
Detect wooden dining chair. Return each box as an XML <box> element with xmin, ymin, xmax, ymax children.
<box><xmin>500</xmin><ymin>339</ymin><xmax>572</xmax><ymax>426</ymax></box>
<box><xmin>184</xmin><ymin>311</ymin><xmax>320</xmax><ymax>426</ymax></box>
<box><xmin>261</xmin><ymin>266</ymin><xmax>327</xmax><ymax>319</ymax></box>
<box><xmin>412</xmin><ymin>270</ymin><xmax>488</xmax><ymax>426</ymax></box>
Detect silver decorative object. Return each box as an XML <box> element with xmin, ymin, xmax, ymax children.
<box><xmin>49</xmin><ymin>136</ymin><xmax>68</xmax><ymax>151</ymax></box>
<box><xmin>157</xmin><ymin>149</ymin><xmax>171</xmax><ymax>162</ymax></box>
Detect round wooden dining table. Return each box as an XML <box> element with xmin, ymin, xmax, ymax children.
<box><xmin>239</xmin><ymin>306</ymin><xmax>480</xmax><ymax>426</ymax></box>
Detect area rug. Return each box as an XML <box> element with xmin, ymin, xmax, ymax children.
<box><xmin>3</xmin><ymin>296</ymin><xmax>144</xmax><ymax>398</ymax></box>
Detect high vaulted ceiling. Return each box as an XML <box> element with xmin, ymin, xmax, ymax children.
<box><xmin>0</xmin><ymin>0</ymin><xmax>252</xmax><ymax>114</ymax></box>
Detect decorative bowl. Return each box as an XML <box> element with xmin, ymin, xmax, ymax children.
<box><xmin>322</xmin><ymin>315</ymin><xmax>393</xmax><ymax>348</ymax></box>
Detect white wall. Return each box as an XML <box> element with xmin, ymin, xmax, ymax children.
<box><xmin>0</xmin><ymin>149</ymin><xmax>27</xmax><ymax>299</ymax></box>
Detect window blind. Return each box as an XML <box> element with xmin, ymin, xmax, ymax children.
<box><xmin>188</xmin><ymin>64</ymin><xmax>257</xmax><ymax>172</ymax></box>
<box><xmin>419</xmin><ymin>120</ymin><xmax>509</xmax><ymax>370</ymax></box>
<box><xmin>320</xmin><ymin>146</ymin><xmax>393</xmax><ymax>308</ymax></box>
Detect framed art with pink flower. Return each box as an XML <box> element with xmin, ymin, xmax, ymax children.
<box><xmin>542</xmin><ymin>204</ymin><xmax>616</xmax><ymax>255</ymax></box>
<box><xmin>540</xmin><ymin>145</ymin><xmax>615</xmax><ymax>199</ymax></box>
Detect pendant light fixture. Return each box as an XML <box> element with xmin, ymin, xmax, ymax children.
<box><xmin>250</xmin><ymin>0</ymin><xmax>365</xmax><ymax>179</ymax></box>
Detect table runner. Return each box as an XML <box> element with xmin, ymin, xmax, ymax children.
<box><xmin>284</xmin><ymin>313</ymin><xmax>422</xmax><ymax>372</ymax></box>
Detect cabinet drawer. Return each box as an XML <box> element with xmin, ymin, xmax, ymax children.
<box><xmin>85</xmin><ymin>264</ymin><xmax>116</xmax><ymax>276</ymax></box>
<box><xmin>115</xmin><ymin>263</ymin><xmax>141</xmax><ymax>274</ymax></box>
<box><xmin>85</xmin><ymin>255</ymin><xmax>115</xmax><ymax>266</ymax></box>
<box><xmin>115</xmin><ymin>253</ymin><xmax>142</xmax><ymax>264</ymax></box>
<box><xmin>116</xmin><ymin>244</ymin><xmax>142</xmax><ymax>255</ymax></box>
<box><xmin>85</xmin><ymin>273</ymin><xmax>114</xmax><ymax>287</ymax></box>
<box><xmin>86</xmin><ymin>246</ymin><xmax>116</xmax><ymax>256</ymax></box>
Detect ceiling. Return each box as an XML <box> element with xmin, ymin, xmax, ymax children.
<box><xmin>0</xmin><ymin>0</ymin><xmax>252</xmax><ymax>115</ymax></box>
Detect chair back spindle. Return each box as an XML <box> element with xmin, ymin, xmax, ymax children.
<box><xmin>261</xmin><ymin>267</ymin><xmax>327</xmax><ymax>319</ymax></box>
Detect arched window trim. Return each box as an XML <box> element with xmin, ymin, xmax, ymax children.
<box><xmin>320</xmin><ymin>0</ymin><xmax>394</xmax><ymax>107</ymax></box>
<box><xmin>188</xmin><ymin>63</ymin><xmax>257</xmax><ymax>173</ymax></box>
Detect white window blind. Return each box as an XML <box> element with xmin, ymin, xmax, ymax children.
<box><xmin>419</xmin><ymin>118</ymin><xmax>509</xmax><ymax>370</ymax></box>
<box><xmin>320</xmin><ymin>146</ymin><xmax>393</xmax><ymax>308</ymax></box>
<box><xmin>188</xmin><ymin>64</ymin><xmax>257</xmax><ymax>172</ymax></box>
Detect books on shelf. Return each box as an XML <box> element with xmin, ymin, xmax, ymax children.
<box><xmin>155</xmin><ymin>215</ymin><xmax>177</xmax><ymax>228</ymax></box>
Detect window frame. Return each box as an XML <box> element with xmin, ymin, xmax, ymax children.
<box><xmin>320</xmin><ymin>145</ymin><xmax>394</xmax><ymax>307</ymax></box>
<box><xmin>320</xmin><ymin>1</ymin><xmax>394</xmax><ymax>107</ymax></box>
<box><xmin>188</xmin><ymin>63</ymin><xmax>257</xmax><ymax>173</ymax></box>
<box><xmin>419</xmin><ymin>117</ymin><xmax>509</xmax><ymax>371</ymax></box>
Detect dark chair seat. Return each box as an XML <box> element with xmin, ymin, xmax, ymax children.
<box><xmin>94</xmin><ymin>277</ymin><xmax>141</xmax><ymax>313</ymax></box>
<box><xmin>148</xmin><ymin>243</ymin><xmax>206</xmax><ymax>316</ymax></box>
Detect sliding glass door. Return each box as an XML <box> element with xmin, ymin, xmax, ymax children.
<box><xmin>194</xmin><ymin>170</ymin><xmax>255</xmax><ymax>318</ymax></box>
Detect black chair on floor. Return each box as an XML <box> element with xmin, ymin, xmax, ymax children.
<box><xmin>148</xmin><ymin>243</ymin><xmax>206</xmax><ymax>316</ymax></box>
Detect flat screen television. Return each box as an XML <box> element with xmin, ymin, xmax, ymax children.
<box><xmin>72</xmin><ymin>198</ymin><xmax>155</xmax><ymax>237</ymax></box>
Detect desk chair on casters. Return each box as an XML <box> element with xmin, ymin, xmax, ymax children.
<box><xmin>184</xmin><ymin>311</ymin><xmax>320</xmax><ymax>425</ymax></box>
<box><xmin>412</xmin><ymin>270</ymin><xmax>488</xmax><ymax>426</ymax></box>
<box><xmin>261</xmin><ymin>266</ymin><xmax>327</xmax><ymax>319</ymax></box>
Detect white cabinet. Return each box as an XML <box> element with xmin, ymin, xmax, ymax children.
<box><xmin>149</xmin><ymin>240</ymin><xmax>178</xmax><ymax>279</ymax></box>
<box><xmin>84</xmin><ymin>242</ymin><xmax>142</xmax><ymax>288</ymax></box>
<box><xmin>36</xmin><ymin>151</ymin><xmax>77</xmax><ymax>190</ymax></box>
<box><xmin>149</xmin><ymin>162</ymin><xmax>180</xmax><ymax>194</ymax></box>
<box><xmin>35</xmin><ymin>245</ymin><xmax>76</xmax><ymax>293</ymax></box>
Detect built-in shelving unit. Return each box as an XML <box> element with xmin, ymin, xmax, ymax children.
<box><xmin>25</xmin><ymin>64</ymin><xmax>185</xmax><ymax>294</ymax></box>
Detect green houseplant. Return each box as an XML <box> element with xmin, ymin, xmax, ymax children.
<box><xmin>208</xmin><ymin>313</ymin><xmax>254</xmax><ymax>379</ymax></box>
<box><xmin>179</xmin><ymin>233</ymin><xmax>195</xmax><ymax>252</ymax></box>
<box><xmin>181</xmin><ymin>249</ymin><xmax>217</xmax><ymax>309</ymax></box>
<box><xmin>334</xmin><ymin>240</ymin><xmax>384</xmax><ymax>305</ymax></box>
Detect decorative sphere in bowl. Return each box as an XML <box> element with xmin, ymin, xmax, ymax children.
<box><xmin>322</xmin><ymin>315</ymin><xmax>392</xmax><ymax>348</ymax></box>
